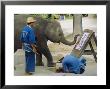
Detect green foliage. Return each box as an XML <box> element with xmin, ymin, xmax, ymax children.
<box><xmin>15</xmin><ymin>14</ymin><xmax>74</xmax><ymax>20</ymax></box>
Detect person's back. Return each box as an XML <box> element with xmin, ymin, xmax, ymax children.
<box><xmin>20</xmin><ymin>25</ymin><xmax>36</xmax><ymax>43</ymax></box>
<box><xmin>62</xmin><ymin>54</ymin><xmax>86</xmax><ymax>74</ymax></box>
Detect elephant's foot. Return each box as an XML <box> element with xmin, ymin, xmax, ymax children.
<box><xmin>36</xmin><ymin>62</ymin><xmax>44</xmax><ymax>66</ymax></box>
<box><xmin>47</xmin><ymin>62</ymin><xmax>55</xmax><ymax>67</ymax></box>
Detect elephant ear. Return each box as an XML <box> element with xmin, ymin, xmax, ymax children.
<box><xmin>36</xmin><ymin>16</ymin><xmax>48</xmax><ymax>30</ymax></box>
<box><xmin>46</xmin><ymin>20</ymin><xmax>61</xmax><ymax>29</ymax></box>
<box><xmin>35</xmin><ymin>24</ymin><xmax>40</xmax><ymax>30</ymax></box>
<box><xmin>36</xmin><ymin>16</ymin><xmax>43</xmax><ymax>23</ymax></box>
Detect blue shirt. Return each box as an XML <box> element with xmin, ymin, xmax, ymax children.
<box><xmin>20</xmin><ymin>25</ymin><xmax>36</xmax><ymax>44</ymax></box>
<box><xmin>62</xmin><ymin>54</ymin><xmax>86</xmax><ymax>74</ymax></box>
<box><xmin>20</xmin><ymin>25</ymin><xmax>36</xmax><ymax>52</ymax></box>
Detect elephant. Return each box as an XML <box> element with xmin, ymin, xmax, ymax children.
<box><xmin>14</xmin><ymin>14</ymin><xmax>77</xmax><ymax>66</ymax></box>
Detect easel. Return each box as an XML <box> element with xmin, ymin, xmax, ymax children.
<box><xmin>71</xmin><ymin>29</ymin><xmax>97</xmax><ymax>62</ymax></box>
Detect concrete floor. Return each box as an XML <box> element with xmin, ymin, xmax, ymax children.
<box><xmin>14</xmin><ymin>49</ymin><xmax>97</xmax><ymax>76</ymax></box>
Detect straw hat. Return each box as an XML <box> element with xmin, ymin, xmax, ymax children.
<box><xmin>26</xmin><ymin>17</ymin><xmax>36</xmax><ymax>23</ymax></box>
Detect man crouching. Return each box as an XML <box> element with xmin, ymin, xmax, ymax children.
<box><xmin>62</xmin><ymin>54</ymin><xmax>86</xmax><ymax>74</ymax></box>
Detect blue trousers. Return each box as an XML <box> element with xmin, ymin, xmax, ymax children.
<box><xmin>25</xmin><ymin>52</ymin><xmax>35</xmax><ymax>73</ymax></box>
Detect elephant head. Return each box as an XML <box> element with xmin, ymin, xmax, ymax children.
<box><xmin>35</xmin><ymin>16</ymin><xmax>77</xmax><ymax>45</ymax></box>
<box><xmin>44</xmin><ymin>20</ymin><xmax>77</xmax><ymax>45</ymax></box>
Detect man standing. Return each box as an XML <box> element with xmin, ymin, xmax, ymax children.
<box><xmin>20</xmin><ymin>17</ymin><xmax>37</xmax><ymax>75</ymax></box>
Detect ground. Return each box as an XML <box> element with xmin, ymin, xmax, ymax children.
<box><xmin>14</xmin><ymin>16</ymin><xmax>97</xmax><ymax>76</ymax></box>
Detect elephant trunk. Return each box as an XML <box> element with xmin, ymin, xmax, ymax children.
<box><xmin>60</xmin><ymin>35</ymin><xmax>77</xmax><ymax>46</ymax></box>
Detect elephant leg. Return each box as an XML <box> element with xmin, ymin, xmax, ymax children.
<box><xmin>41</xmin><ymin>46</ymin><xmax>55</xmax><ymax>67</ymax></box>
<box><xmin>35</xmin><ymin>50</ymin><xmax>44</xmax><ymax>66</ymax></box>
<box><xmin>36</xmin><ymin>35</ymin><xmax>54</xmax><ymax>66</ymax></box>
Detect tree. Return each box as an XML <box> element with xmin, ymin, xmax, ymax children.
<box><xmin>73</xmin><ymin>14</ymin><xmax>83</xmax><ymax>36</ymax></box>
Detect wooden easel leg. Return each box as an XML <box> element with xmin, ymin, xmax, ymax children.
<box><xmin>93</xmin><ymin>33</ymin><xmax>97</xmax><ymax>46</ymax></box>
<box><xmin>89</xmin><ymin>41</ymin><xmax>97</xmax><ymax>62</ymax></box>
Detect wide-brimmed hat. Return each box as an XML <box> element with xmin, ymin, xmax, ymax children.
<box><xmin>26</xmin><ymin>17</ymin><xmax>36</xmax><ymax>23</ymax></box>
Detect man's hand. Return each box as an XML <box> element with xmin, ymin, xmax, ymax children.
<box><xmin>33</xmin><ymin>47</ymin><xmax>41</xmax><ymax>55</ymax></box>
<box><xmin>31</xmin><ymin>44</ymin><xmax>38</xmax><ymax>53</ymax></box>
<box><xmin>32</xmin><ymin>48</ymin><xmax>37</xmax><ymax>53</ymax></box>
